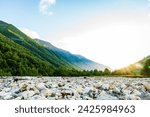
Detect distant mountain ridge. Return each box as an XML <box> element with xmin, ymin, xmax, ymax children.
<box><xmin>35</xmin><ymin>39</ymin><xmax>109</xmax><ymax>71</ymax></box>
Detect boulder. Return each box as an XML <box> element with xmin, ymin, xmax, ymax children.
<box><xmin>36</xmin><ymin>83</ymin><xmax>46</xmax><ymax>91</ymax></box>
<box><xmin>144</xmin><ymin>84</ymin><xmax>150</xmax><ymax>91</ymax></box>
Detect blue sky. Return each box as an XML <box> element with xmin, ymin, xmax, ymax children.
<box><xmin>0</xmin><ymin>0</ymin><xmax>148</xmax><ymax>38</ymax></box>
<box><xmin>0</xmin><ymin>0</ymin><xmax>117</xmax><ymax>35</ymax></box>
<box><xmin>0</xmin><ymin>0</ymin><xmax>150</xmax><ymax>69</ymax></box>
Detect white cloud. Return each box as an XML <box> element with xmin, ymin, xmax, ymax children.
<box><xmin>39</xmin><ymin>0</ymin><xmax>56</xmax><ymax>16</ymax></box>
<box><xmin>21</xmin><ymin>28</ymin><xmax>40</xmax><ymax>39</ymax></box>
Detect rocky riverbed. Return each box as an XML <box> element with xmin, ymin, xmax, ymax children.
<box><xmin>0</xmin><ymin>77</ymin><xmax>150</xmax><ymax>100</ymax></box>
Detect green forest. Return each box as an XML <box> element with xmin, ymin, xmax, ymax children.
<box><xmin>0</xmin><ymin>33</ymin><xmax>111</xmax><ymax>76</ymax></box>
<box><xmin>0</xmin><ymin>20</ymin><xmax>150</xmax><ymax>77</ymax></box>
<box><xmin>0</xmin><ymin>32</ymin><xmax>149</xmax><ymax>77</ymax></box>
<box><xmin>0</xmin><ymin>33</ymin><xmax>56</xmax><ymax>76</ymax></box>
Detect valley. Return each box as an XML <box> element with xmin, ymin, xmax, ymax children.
<box><xmin>0</xmin><ymin>77</ymin><xmax>150</xmax><ymax>100</ymax></box>
<box><xmin>0</xmin><ymin>20</ymin><xmax>109</xmax><ymax>76</ymax></box>
<box><xmin>0</xmin><ymin>20</ymin><xmax>150</xmax><ymax>77</ymax></box>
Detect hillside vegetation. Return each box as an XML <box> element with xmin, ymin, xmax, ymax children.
<box><xmin>0</xmin><ymin>20</ymin><xmax>150</xmax><ymax>77</ymax></box>
<box><xmin>0</xmin><ymin>33</ymin><xmax>55</xmax><ymax>76</ymax></box>
<box><xmin>0</xmin><ymin>21</ymin><xmax>75</xmax><ymax>69</ymax></box>
<box><xmin>0</xmin><ymin>20</ymin><xmax>110</xmax><ymax>76</ymax></box>
<box><xmin>36</xmin><ymin>39</ymin><xmax>108</xmax><ymax>71</ymax></box>
<box><xmin>112</xmin><ymin>57</ymin><xmax>150</xmax><ymax>77</ymax></box>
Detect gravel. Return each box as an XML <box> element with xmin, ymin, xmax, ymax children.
<box><xmin>0</xmin><ymin>77</ymin><xmax>149</xmax><ymax>100</ymax></box>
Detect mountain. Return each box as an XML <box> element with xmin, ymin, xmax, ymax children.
<box><xmin>0</xmin><ymin>33</ymin><xmax>56</xmax><ymax>76</ymax></box>
<box><xmin>0</xmin><ymin>20</ymin><xmax>76</xmax><ymax>69</ymax></box>
<box><xmin>0</xmin><ymin>20</ymin><xmax>109</xmax><ymax>76</ymax></box>
<box><xmin>140</xmin><ymin>56</ymin><xmax>150</xmax><ymax>76</ymax></box>
<box><xmin>112</xmin><ymin>56</ymin><xmax>150</xmax><ymax>76</ymax></box>
<box><xmin>0</xmin><ymin>20</ymin><xmax>78</xmax><ymax>75</ymax></box>
<box><xmin>139</xmin><ymin>55</ymin><xmax>150</xmax><ymax>65</ymax></box>
<box><xmin>35</xmin><ymin>39</ymin><xmax>109</xmax><ymax>71</ymax></box>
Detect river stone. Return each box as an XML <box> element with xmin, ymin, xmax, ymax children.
<box><xmin>71</xmin><ymin>89</ymin><xmax>79</xmax><ymax>97</ymax></box>
<box><xmin>36</xmin><ymin>83</ymin><xmax>46</xmax><ymax>91</ymax></box>
<box><xmin>55</xmin><ymin>92</ymin><xmax>62</xmax><ymax>99</ymax></box>
<box><xmin>0</xmin><ymin>91</ymin><xmax>8</xmax><ymax>98</ymax></box>
<box><xmin>22</xmin><ymin>91</ymin><xmax>35</xmax><ymax>99</ymax></box>
<box><xmin>3</xmin><ymin>95</ymin><xmax>13</xmax><ymax>100</ymax></box>
<box><xmin>58</xmin><ymin>82</ymin><xmax>65</xmax><ymax>87</ymax></box>
<box><xmin>19</xmin><ymin>83</ymin><xmax>28</xmax><ymax>92</ymax></box>
<box><xmin>131</xmin><ymin>89</ymin><xmax>141</xmax><ymax>96</ymax></box>
<box><xmin>120</xmin><ymin>84</ymin><xmax>127</xmax><ymax>89</ymax></box>
<box><xmin>87</xmin><ymin>89</ymin><xmax>98</xmax><ymax>98</ymax></box>
<box><xmin>144</xmin><ymin>84</ymin><xmax>150</xmax><ymax>91</ymax></box>
<box><xmin>121</xmin><ymin>89</ymin><xmax>131</xmax><ymax>95</ymax></box>
<box><xmin>13</xmin><ymin>96</ymin><xmax>22</xmax><ymax>100</ymax></box>
<box><xmin>101</xmin><ymin>84</ymin><xmax>110</xmax><ymax>90</ymax></box>
<box><xmin>97</xmin><ymin>91</ymin><xmax>118</xmax><ymax>100</ymax></box>
<box><xmin>11</xmin><ymin>91</ymin><xmax>21</xmax><ymax>98</ymax></box>
<box><xmin>30</xmin><ymin>95</ymin><xmax>48</xmax><ymax>100</ymax></box>
<box><xmin>34</xmin><ymin>89</ymin><xmax>40</xmax><ymax>95</ymax></box>
<box><xmin>84</xmin><ymin>87</ymin><xmax>94</xmax><ymax>93</ymax></box>
<box><xmin>93</xmin><ymin>82</ymin><xmax>102</xmax><ymax>89</ymax></box>
<box><xmin>27</xmin><ymin>84</ymin><xmax>36</xmax><ymax>91</ymax></box>
<box><xmin>61</xmin><ymin>90</ymin><xmax>73</xmax><ymax>98</ymax></box>
<box><xmin>51</xmin><ymin>84</ymin><xmax>58</xmax><ymax>88</ymax></box>
<box><xmin>3</xmin><ymin>88</ymin><xmax>11</xmax><ymax>92</ymax></box>
<box><xmin>141</xmin><ymin>93</ymin><xmax>150</xmax><ymax>100</ymax></box>
<box><xmin>82</xmin><ymin>95</ymin><xmax>93</xmax><ymax>100</ymax></box>
<box><xmin>21</xmin><ymin>91</ymin><xmax>29</xmax><ymax>99</ymax></box>
<box><xmin>124</xmin><ymin>95</ymin><xmax>141</xmax><ymax>100</ymax></box>
<box><xmin>45</xmin><ymin>82</ymin><xmax>52</xmax><ymax>88</ymax></box>
<box><xmin>76</xmin><ymin>86</ymin><xmax>84</xmax><ymax>94</ymax></box>
<box><xmin>41</xmin><ymin>89</ymin><xmax>53</xmax><ymax>97</ymax></box>
<box><xmin>47</xmin><ymin>97</ymin><xmax>56</xmax><ymax>100</ymax></box>
<box><xmin>113</xmin><ymin>87</ymin><xmax>121</xmax><ymax>94</ymax></box>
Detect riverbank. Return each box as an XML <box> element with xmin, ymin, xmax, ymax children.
<box><xmin>0</xmin><ymin>77</ymin><xmax>150</xmax><ymax>100</ymax></box>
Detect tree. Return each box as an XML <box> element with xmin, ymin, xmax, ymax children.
<box><xmin>103</xmin><ymin>68</ymin><xmax>111</xmax><ymax>75</ymax></box>
<box><xmin>142</xmin><ymin>59</ymin><xmax>150</xmax><ymax>77</ymax></box>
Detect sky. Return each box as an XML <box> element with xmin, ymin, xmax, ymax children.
<box><xmin>0</xmin><ymin>0</ymin><xmax>150</xmax><ymax>69</ymax></box>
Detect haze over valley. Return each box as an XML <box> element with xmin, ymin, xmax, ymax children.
<box><xmin>1</xmin><ymin>0</ymin><xmax>150</xmax><ymax>70</ymax></box>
